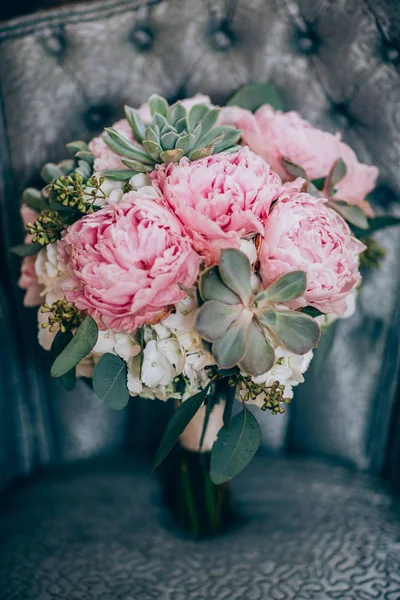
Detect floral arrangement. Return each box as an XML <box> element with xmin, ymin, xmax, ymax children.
<box><xmin>14</xmin><ymin>84</ymin><xmax>399</xmax><ymax>532</ymax></box>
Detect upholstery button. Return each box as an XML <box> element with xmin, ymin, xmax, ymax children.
<box><xmin>130</xmin><ymin>27</ymin><xmax>153</xmax><ymax>51</ymax></box>
<box><xmin>382</xmin><ymin>42</ymin><xmax>400</xmax><ymax>64</ymax></box>
<box><xmin>84</xmin><ymin>106</ymin><xmax>114</xmax><ymax>132</ymax></box>
<box><xmin>331</xmin><ymin>103</ymin><xmax>352</xmax><ymax>128</ymax></box>
<box><xmin>208</xmin><ymin>22</ymin><xmax>235</xmax><ymax>51</ymax></box>
<box><xmin>41</xmin><ymin>31</ymin><xmax>66</xmax><ymax>57</ymax></box>
<box><xmin>294</xmin><ymin>27</ymin><xmax>320</xmax><ymax>55</ymax></box>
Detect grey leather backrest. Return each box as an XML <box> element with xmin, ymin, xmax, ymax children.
<box><xmin>1</xmin><ymin>0</ymin><xmax>399</xmax><ymax>489</ymax></box>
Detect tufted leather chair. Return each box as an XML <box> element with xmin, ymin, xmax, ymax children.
<box><xmin>1</xmin><ymin>1</ymin><xmax>400</xmax><ymax>597</ymax></box>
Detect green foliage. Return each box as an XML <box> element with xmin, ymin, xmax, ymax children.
<box><xmin>212</xmin><ymin>312</ymin><xmax>253</xmax><ymax>369</ymax></box>
<box><xmin>104</xmin><ymin>94</ymin><xmax>242</xmax><ymax>177</ymax></box>
<box><xmin>194</xmin><ymin>301</ymin><xmax>243</xmax><ymax>342</ymax></box>
<box><xmin>326</xmin><ymin>157</ymin><xmax>347</xmax><ymax>196</ymax></box>
<box><xmin>93</xmin><ymin>353</ymin><xmax>129</xmax><ymax>410</ymax></box>
<box><xmin>227</xmin><ymin>82</ymin><xmax>283</xmax><ymax>112</ymax></box>
<box><xmin>51</xmin><ymin>331</ymin><xmax>76</xmax><ymax>390</ymax></box>
<box><xmin>254</xmin><ymin>271</ymin><xmax>306</xmax><ymax>306</ymax></box>
<box><xmin>210</xmin><ymin>407</ymin><xmax>261</xmax><ymax>484</ymax></box>
<box><xmin>282</xmin><ymin>157</ymin><xmax>307</xmax><ymax>179</ymax></box>
<box><xmin>10</xmin><ymin>242</ymin><xmax>42</xmax><ymax>257</ymax></box>
<box><xmin>223</xmin><ymin>379</ymin><xmax>237</xmax><ymax>429</ymax></box>
<box><xmin>26</xmin><ymin>211</ymin><xmax>64</xmax><ymax>245</ymax></box>
<box><xmin>327</xmin><ymin>200</ymin><xmax>369</xmax><ymax>229</ymax></box>
<box><xmin>51</xmin><ymin>316</ymin><xmax>98</xmax><ymax>378</ymax></box>
<box><xmin>219</xmin><ymin>248</ymin><xmax>252</xmax><ymax>305</ymax></box>
<box><xmin>258</xmin><ymin>309</ymin><xmax>321</xmax><ymax>355</ymax></box>
<box><xmin>302</xmin><ymin>306</ymin><xmax>325</xmax><ymax>318</ymax></box>
<box><xmin>153</xmin><ymin>383</ymin><xmax>212</xmax><ymax>470</ymax></box>
<box><xmin>351</xmin><ymin>215</ymin><xmax>400</xmax><ymax>239</ymax></box>
<box><xmin>22</xmin><ymin>188</ymin><xmax>47</xmax><ymax>212</ymax></box>
<box><xmin>238</xmin><ymin>320</ymin><xmax>275</xmax><ymax>376</ymax></box>
<box><xmin>199</xmin><ymin>265</ymin><xmax>241</xmax><ymax>305</ymax></box>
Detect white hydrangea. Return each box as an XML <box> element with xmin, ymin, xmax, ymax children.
<box><xmin>35</xmin><ymin>243</ymin><xmax>68</xmax><ymax>301</ymax></box>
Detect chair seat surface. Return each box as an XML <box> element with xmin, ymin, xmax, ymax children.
<box><xmin>1</xmin><ymin>454</ymin><xmax>399</xmax><ymax>600</ymax></box>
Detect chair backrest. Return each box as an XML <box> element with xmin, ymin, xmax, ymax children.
<box><xmin>1</xmin><ymin>0</ymin><xmax>399</xmax><ymax>490</ymax></box>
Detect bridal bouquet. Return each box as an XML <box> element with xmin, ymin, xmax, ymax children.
<box><xmin>14</xmin><ymin>84</ymin><xmax>398</xmax><ymax>535</ymax></box>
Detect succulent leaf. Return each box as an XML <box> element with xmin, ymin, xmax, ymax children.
<box><xmin>258</xmin><ymin>309</ymin><xmax>320</xmax><ymax>355</ymax></box>
<box><xmin>212</xmin><ymin>313</ymin><xmax>253</xmax><ymax>369</ymax></box>
<box><xmin>194</xmin><ymin>301</ymin><xmax>243</xmax><ymax>342</ymax></box>
<box><xmin>161</xmin><ymin>130</ymin><xmax>180</xmax><ymax>150</ymax></box>
<box><xmin>149</xmin><ymin>94</ymin><xmax>169</xmax><ymax>118</ymax></box>
<box><xmin>175</xmin><ymin>132</ymin><xmax>195</xmax><ymax>153</ymax></box>
<box><xmin>102</xmin><ymin>169</ymin><xmax>137</xmax><ymax>180</ymax></box>
<box><xmin>121</xmin><ymin>158</ymin><xmax>153</xmax><ymax>173</ymax></box>
<box><xmin>168</xmin><ymin>102</ymin><xmax>186</xmax><ymax>125</ymax></box>
<box><xmin>188</xmin><ymin>147</ymin><xmax>213</xmax><ymax>161</ymax></box>
<box><xmin>219</xmin><ymin>249</ymin><xmax>252</xmax><ymax>305</ymax></box>
<box><xmin>160</xmin><ymin>149</ymin><xmax>184</xmax><ymax>163</ymax></box>
<box><xmin>188</xmin><ymin>104</ymin><xmax>210</xmax><ymax>130</ymax></box>
<box><xmin>254</xmin><ymin>271</ymin><xmax>306</xmax><ymax>306</ymax></box>
<box><xmin>142</xmin><ymin>140</ymin><xmax>162</xmax><ymax>160</ymax></box>
<box><xmin>124</xmin><ymin>105</ymin><xmax>146</xmax><ymax>143</ymax></box>
<box><xmin>104</xmin><ymin>128</ymin><xmax>154</xmax><ymax>164</ymax></box>
<box><xmin>238</xmin><ymin>321</ymin><xmax>275</xmax><ymax>376</ymax></box>
<box><xmin>199</xmin><ymin>266</ymin><xmax>241</xmax><ymax>304</ymax></box>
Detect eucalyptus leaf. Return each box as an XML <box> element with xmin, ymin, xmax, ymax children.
<box><xmin>199</xmin><ymin>265</ymin><xmax>241</xmax><ymax>304</ymax></box>
<box><xmin>153</xmin><ymin>384</ymin><xmax>211</xmax><ymax>469</ymax></box>
<box><xmin>254</xmin><ymin>271</ymin><xmax>306</xmax><ymax>306</ymax></box>
<box><xmin>51</xmin><ymin>316</ymin><xmax>98</xmax><ymax>377</ymax></box>
<box><xmin>66</xmin><ymin>140</ymin><xmax>89</xmax><ymax>156</ymax></box>
<box><xmin>22</xmin><ymin>188</ymin><xmax>46</xmax><ymax>212</ymax></box>
<box><xmin>282</xmin><ymin>158</ymin><xmax>307</xmax><ymax>179</ymax></box>
<box><xmin>195</xmin><ymin>301</ymin><xmax>243</xmax><ymax>342</ymax></box>
<box><xmin>259</xmin><ymin>309</ymin><xmax>320</xmax><ymax>355</ymax></box>
<box><xmin>311</xmin><ymin>177</ymin><xmax>326</xmax><ymax>191</ymax></box>
<box><xmin>302</xmin><ymin>306</ymin><xmax>325</xmax><ymax>318</ymax></box>
<box><xmin>219</xmin><ymin>248</ymin><xmax>252</xmax><ymax>305</ymax></box>
<box><xmin>75</xmin><ymin>160</ymin><xmax>92</xmax><ymax>181</ymax></box>
<box><xmin>51</xmin><ymin>330</ymin><xmax>76</xmax><ymax>390</ymax></box>
<box><xmin>41</xmin><ymin>163</ymin><xmax>63</xmax><ymax>184</ymax></box>
<box><xmin>327</xmin><ymin>157</ymin><xmax>347</xmax><ymax>194</ymax></box>
<box><xmin>223</xmin><ymin>380</ymin><xmax>237</xmax><ymax>429</ymax></box>
<box><xmin>58</xmin><ymin>159</ymin><xmax>75</xmax><ymax>175</ymax></box>
<box><xmin>102</xmin><ymin>169</ymin><xmax>137</xmax><ymax>181</ymax></box>
<box><xmin>93</xmin><ymin>353</ymin><xmax>129</xmax><ymax>410</ymax></box>
<box><xmin>327</xmin><ymin>200</ymin><xmax>369</xmax><ymax>229</ymax></box>
<box><xmin>212</xmin><ymin>311</ymin><xmax>253</xmax><ymax>369</ymax></box>
<box><xmin>11</xmin><ymin>242</ymin><xmax>42</xmax><ymax>257</ymax></box>
<box><xmin>75</xmin><ymin>151</ymin><xmax>95</xmax><ymax>166</ymax></box>
<box><xmin>351</xmin><ymin>215</ymin><xmax>400</xmax><ymax>238</ymax></box>
<box><xmin>210</xmin><ymin>408</ymin><xmax>261</xmax><ymax>484</ymax></box>
<box><xmin>238</xmin><ymin>321</ymin><xmax>275</xmax><ymax>376</ymax></box>
<box><xmin>227</xmin><ymin>82</ymin><xmax>283</xmax><ymax>112</ymax></box>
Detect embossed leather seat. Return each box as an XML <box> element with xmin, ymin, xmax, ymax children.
<box><xmin>0</xmin><ymin>1</ymin><xmax>400</xmax><ymax>598</ymax></box>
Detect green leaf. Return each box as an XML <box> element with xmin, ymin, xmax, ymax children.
<box><xmin>11</xmin><ymin>242</ymin><xmax>42</xmax><ymax>257</ymax></box>
<box><xmin>227</xmin><ymin>82</ymin><xmax>283</xmax><ymax>112</ymax></box>
<box><xmin>51</xmin><ymin>316</ymin><xmax>98</xmax><ymax>377</ymax></box>
<box><xmin>160</xmin><ymin>130</ymin><xmax>180</xmax><ymax>150</ymax></box>
<box><xmin>142</xmin><ymin>139</ymin><xmax>163</xmax><ymax>160</ymax></box>
<box><xmin>22</xmin><ymin>188</ymin><xmax>46</xmax><ymax>212</ymax></box>
<box><xmin>188</xmin><ymin>104</ymin><xmax>210</xmax><ymax>131</ymax></box>
<box><xmin>199</xmin><ymin>387</ymin><xmax>217</xmax><ymax>451</ymax></box>
<box><xmin>313</xmin><ymin>320</ymin><xmax>337</xmax><ymax>373</ymax></box>
<box><xmin>197</xmin><ymin>126</ymin><xmax>238</xmax><ymax>150</ymax></box>
<box><xmin>41</xmin><ymin>163</ymin><xmax>63</xmax><ymax>184</ymax></box>
<box><xmin>212</xmin><ymin>311</ymin><xmax>253</xmax><ymax>369</ymax></box>
<box><xmin>168</xmin><ymin>102</ymin><xmax>186</xmax><ymax>126</ymax></box>
<box><xmin>75</xmin><ymin>151</ymin><xmax>94</xmax><ymax>166</ymax></box>
<box><xmin>282</xmin><ymin>158</ymin><xmax>307</xmax><ymax>179</ymax></box>
<box><xmin>93</xmin><ymin>353</ymin><xmax>129</xmax><ymax>410</ymax></box>
<box><xmin>199</xmin><ymin>265</ymin><xmax>241</xmax><ymax>304</ymax></box>
<box><xmin>124</xmin><ymin>105</ymin><xmax>146</xmax><ymax>143</ymax></box>
<box><xmin>254</xmin><ymin>271</ymin><xmax>306</xmax><ymax>306</ymax></box>
<box><xmin>351</xmin><ymin>215</ymin><xmax>400</xmax><ymax>238</ymax></box>
<box><xmin>102</xmin><ymin>169</ymin><xmax>137</xmax><ymax>181</ymax></box>
<box><xmin>302</xmin><ymin>306</ymin><xmax>325</xmax><ymax>318</ymax></box>
<box><xmin>120</xmin><ymin>158</ymin><xmax>152</xmax><ymax>173</ymax></box>
<box><xmin>210</xmin><ymin>408</ymin><xmax>261</xmax><ymax>484</ymax></box>
<box><xmin>188</xmin><ymin>147</ymin><xmax>214</xmax><ymax>161</ymax></box>
<box><xmin>75</xmin><ymin>160</ymin><xmax>92</xmax><ymax>181</ymax></box>
<box><xmin>327</xmin><ymin>200</ymin><xmax>369</xmax><ymax>229</ymax></box>
<box><xmin>148</xmin><ymin>94</ymin><xmax>169</xmax><ymax>118</ymax></box>
<box><xmin>213</xmin><ymin>129</ymin><xmax>242</xmax><ymax>153</ymax></box>
<box><xmin>223</xmin><ymin>380</ymin><xmax>237</xmax><ymax>429</ymax></box>
<box><xmin>198</xmin><ymin>108</ymin><xmax>221</xmax><ymax>137</ymax></box>
<box><xmin>58</xmin><ymin>159</ymin><xmax>75</xmax><ymax>175</ymax></box>
<box><xmin>104</xmin><ymin>128</ymin><xmax>154</xmax><ymax>163</ymax></box>
<box><xmin>66</xmin><ymin>140</ymin><xmax>89</xmax><ymax>155</ymax></box>
<box><xmin>238</xmin><ymin>321</ymin><xmax>275</xmax><ymax>376</ymax></box>
<box><xmin>258</xmin><ymin>309</ymin><xmax>320</xmax><ymax>355</ymax></box>
<box><xmin>195</xmin><ymin>301</ymin><xmax>243</xmax><ymax>342</ymax></box>
<box><xmin>175</xmin><ymin>132</ymin><xmax>195</xmax><ymax>154</ymax></box>
<box><xmin>153</xmin><ymin>384</ymin><xmax>211</xmax><ymax>469</ymax></box>
<box><xmin>51</xmin><ymin>330</ymin><xmax>76</xmax><ymax>390</ymax></box>
<box><xmin>327</xmin><ymin>157</ymin><xmax>347</xmax><ymax>194</ymax></box>
<box><xmin>311</xmin><ymin>177</ymin><xmax>326</xmax><ymax>191</ymax></box>
<box><xmin>219</xmin><ymin>248</ymin><xmax>252</xmax><ymax>305</ymax></box>
<box><xmin>159</xmin><ymin>148</ymin><xmax>184</xmax><ymax>163</ymax></box>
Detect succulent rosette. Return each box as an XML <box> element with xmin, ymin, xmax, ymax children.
<box><xmin>13</xmin><ymin>85</ymin><xmax>399</xmax><ymax>488</ymax></box>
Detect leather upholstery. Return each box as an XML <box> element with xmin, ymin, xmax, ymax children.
<box><xmin>1</xmin><ymin>454</ymin><xmax>400</xmax><ymax>599</ymax></box>
<box><xmin>0</xmin><ymin>0</ymin><xmax>400</xmax><ymax>490</ymax></box>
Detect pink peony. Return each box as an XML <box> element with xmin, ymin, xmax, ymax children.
<box><xmin>89</xmin><ymin>95</ymin><xmax>213</xmax><ymax>173</ymax></box>
<box><xmin>18</xmin><ymin>255</ymin><xmax>43</xmax><ymax>307</ymax></box>
<box><xmin>59</xmin><ymin>195</ymin><xmax>200</xmax><ymax>332</ymax></box>
<box><xmin>221</xmin><ymin>105</ymin><xmax>378</xmax><ymax>216</ymax></box>
<box><xmin>259</xmin><ymin>188</ymin><xmax>365</xmax><ymax>316</ymax></box>
<box><xmin>151</xmin><ymin>147</ymin><xmax>282</xmax><ymax>264</ymax></box>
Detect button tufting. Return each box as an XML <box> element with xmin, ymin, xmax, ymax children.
<box><xmin>293</xmin><ymin>27</ymin><xmax>320</xmax><ymax>55</ymax></box>
<box><xmin>331</xmin><ymin>103</ymin><xmax>352</xmax><ymax>128</ymax></box>
<box><xmin>382</xmin><ymin>42</ymin><xmax>400</xmax><ymax>64</ymax></box>
<box><xmin>41</xmin><ymin>31</ymin><xmax>66</xmax><ymax>57</ymax></box>
<box><xmin>208</xmin><ymin>22</ymin><xmax>235</xmax><ymax>52</ymax></box>
<box><xmin>130</xmin><ymin>27</ymin><xmax>154</xmax><ymax>51</ymax></box>
<box><xmin>84</xmin><ymin>106</ymin><xmax>114</xmax><ymax>132</ymax></box>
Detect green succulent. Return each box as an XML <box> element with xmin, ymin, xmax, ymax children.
<box><xmin>101</xmin><ymin>94</ymin><xmax>242</xmax><ymax>180</ymax></box>
<box><xmin>194</xmin><ymin>249</ymin><xmax>321</xmax><ymax>377</ymax></box>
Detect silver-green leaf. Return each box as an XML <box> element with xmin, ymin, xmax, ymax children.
<box><xmin>199</xmin><ymin>266</ymin><xmax>241</xmax><ymax>304</ymax></box>
<box><xmin>258</xmin><ymin>309</ymin><xmax>320</xmax><ymax>355</ymax></box>
<box><xmin>212</xmin><ymin>310</ymin><xmax>253</xmax><ymax>369</ymax></box>
<box><xmin>210</xmin><ymin>408</ymin><xmax>261</xmax><ymax>484</ymax></box>
<box><xmin>255</xmin><ymin>271</ymin><xmax>306</xmax><ymax>306</ymax></box>
<box><xmin>195</xmin><ymin>301</ymin><xmax>243</xmax><ymax>342</ymax></box>
<box><xmin>219</xmin><ymin>248</ymin><xmax>252</xmax><ymax>305</ymax></box>
<box><xmin>51</xmin><ymin>316</ymin><xmax>98</xmax><ymax>377</ymax></box>
<box><xmin>238</xmin><ymin>321</ymin><xmax>275</xmax><ymax>376</ymax></box>
<box><xmin>227</xmin><ymin>82</ymin><xmax>283</xmax><ymax>112</ymax></box>
<box><xmin>93</xmin><ymin>353</ymin><xmax>129</xmax><ymax>410</ymax></box>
